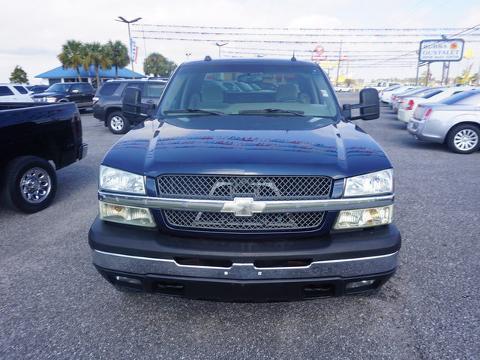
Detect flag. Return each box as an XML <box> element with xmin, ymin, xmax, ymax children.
<box><xmin>130</xmin><ymin>39</ymin><xmax>139</xmax><ymax>64</ymax></box>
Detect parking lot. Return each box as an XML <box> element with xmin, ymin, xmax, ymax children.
<box><xmin>0</xmin><ymin>93</ymin><xmax>478</xmax><ymax>359</ymax></box>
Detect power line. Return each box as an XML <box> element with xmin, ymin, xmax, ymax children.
<box><xmin>131</xmin><ymin>28</ymin><xmax>480</xmax><ymax>38</ymax></box>
<box><xmin>132</xmin><ymin>24</ymin><xmax>471</xmax><ymax>32</ymax></box>
<box><xmin>132</xmin><ymin>35</ymin><xmax>480</xmax><ymax>45</ymax></box>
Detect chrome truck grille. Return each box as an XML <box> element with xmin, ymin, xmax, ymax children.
<box><xmin>157</xmin><ymin>175</ymin><xmax>333</xmax><ymax>232</ymax></box>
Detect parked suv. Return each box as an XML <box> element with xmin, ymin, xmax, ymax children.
<box><xmin>89</xmin><ymin>58</ymin><xmax>400</xmax><ymax>301</ymax></box>
<box><xmin>32</xmin><ymin>82</ymin><xmax>95</xmax><ymax>110</ymax></box>
<box><xmin>93</xmin><ymin>79</ymin><xmax>166</xmax><ymax>134</ymax></box>
<box><xmin>0</xmin><ymin>83</ymin><xmax>33</xmax><ymax>102</ymax></box>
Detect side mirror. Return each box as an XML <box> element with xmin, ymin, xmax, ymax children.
<box><xmin>122</xmin><ymin>87</ymin><xmax>142</xmax><ymax>117</ymax></box>
<box><xmin>342</xmin><ymin>88</ymin><xmax>380</xmax><ymax>121</ymax></box>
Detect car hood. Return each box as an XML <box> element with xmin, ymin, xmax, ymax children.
<box><xmin>102</xmin><ymin>115</ymin><xmax>392</xmax><ymax>179</ymax></box>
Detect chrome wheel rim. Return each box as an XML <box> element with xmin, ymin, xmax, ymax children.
<box><xmin>20</xmin><ymin>167</ymin><xmax>52</xmax><ymax>204</ymax></box>
<box><xmin>454</xmin><ymin>129</ymin><xmax>479</xmax><ymax>151</ymax></box>
<box><xmin>111</xmin><ymin>116</ymin><xmax>124</xmax><ymax>131</ymax></box>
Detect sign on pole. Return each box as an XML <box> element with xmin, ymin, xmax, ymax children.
<box><xmin>418</xmin><ymin>39</ymin><xmax>464</xmax><ymax>62</ymax></box>
<box><xmin>311</xmin><ymin>45</ymin><xmax>326</xmax><ymax>63</ymax></box>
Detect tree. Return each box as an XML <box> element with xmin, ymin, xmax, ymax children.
<box><xmin>82</xmin><ymin>42</ymin><xmax>112</xmax><ymax>86</ymax></box>
<box><xmin>9</xmin><ymin>66</ymin><xmax>29</xmax><ymax>84</ymax></box>
<box><xmin>144</xmin><ymin>53</ymin><xmax>176</xmax><ymax>77</ymax></box>
<box><xmin>455</xmin><ymin>64</ymin><xmax>476</xmax><ymax>85</ymax></box>
<box><xmin>57</xmin><ymin>40</ymin><xmax>84</xmax><ymax>82</ymax></box>
<box><xmin>104</xmin><ymin>40</ymin><xmax>130</xmax><ymax>78</ymax></box>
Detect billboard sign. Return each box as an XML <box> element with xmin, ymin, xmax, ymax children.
<box><xmin>419</xmin><ymin>38</ymin><xmax>464</xmax><ymax>62</ymax></box>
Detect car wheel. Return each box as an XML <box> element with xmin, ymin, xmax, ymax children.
<box><xmin>447</xmin><ymin>124</ymin><xmax>480</xmax><ymax>154</ymax></box>
<box><xmin>2</xmin><ymin>156</ymin><xmax>57</xmax><ymax>213</ymax></box>
<box><xmin>108</xmin><ymin>111</ymin><xmax>130</xmax><ymax>134</ymax></box>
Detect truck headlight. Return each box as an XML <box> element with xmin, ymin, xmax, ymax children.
<box><xmin>99</xmin><ymin>201</ymin><xmax>155</xmax><ymax>227</ymax></box>
<box><xmin>344</xmin><ymin>169</ymin><xmax>393</xmax><ymax>197</ymax></box>
<box><xmin>334</xmin><ymin>205</ymin><xmax>393</xmax><ymax>230</ymax></box>
<box><xmin>99</xmin><ymin>165</ymin><xmax>145</xmax><ymax>194</ymax></box>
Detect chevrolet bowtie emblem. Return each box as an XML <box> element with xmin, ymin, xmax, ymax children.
<box><xmin>221</xmin><ymin>197</ymin><xmax>266</xmax><ymax>217</ymax></box>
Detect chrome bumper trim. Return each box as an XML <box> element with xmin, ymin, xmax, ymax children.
<box><xmin>92</xmin><ymin>250</ymin><xmax>398</xmax><ymax>280</ymax></box>
<box><xmin>98</xmin><ymin>191</ymin><xmax>394</xmax><ymax>214</ymax></box>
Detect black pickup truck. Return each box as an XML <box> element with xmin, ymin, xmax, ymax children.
<box><xmin>0</xmin><ymin>102</ymin><xmax>87</xmax><ymax>213</ymax></box>
<box><xmin>89</xmin><ymin>58</ymin><xmax>400</xmax><ymax>301</ymax></box>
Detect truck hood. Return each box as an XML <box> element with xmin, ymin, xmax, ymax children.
<box><xmin>103</xmin><ymin>115</ymin><xmax>392</xmax><ymax>179</ymax></box>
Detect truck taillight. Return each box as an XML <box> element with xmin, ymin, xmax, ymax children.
<box><xmin>423</xmin><ymin>108</ymin><xmax>433</xmax><ymax>121</ymax></box>
<box><xmin>406</xmin><ymin>99</ymin><xmax>415</xmax><ymax>110</ymax></box>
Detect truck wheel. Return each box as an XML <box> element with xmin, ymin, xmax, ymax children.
<box><xmin>2</xmin><ymin>156</ymin><xmax>57</xmax><ymax>213</ymax></box>
<box><xmin>447</xmin><ymin>124</ymin><xmax>480</xmax><ymax>154</ymax></box>
<box><xmin>108</xmin><ymin>111</ymin><xmax>130</xmax><ymax>134</ymax></box>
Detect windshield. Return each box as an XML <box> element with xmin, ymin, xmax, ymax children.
<box><xmin>47</xmin><ymin>83</ymin><xmax>71</xmax><ymax>92</ymax></box>
<box><xmin>158</xmin><ymin>62</ymin><xmax>339</xmax><ymax>118</ymax></box>
<box><xmin>440</xmin><ymin>90</ymin><xmax>478</xmax><ymax>105</ymax></box>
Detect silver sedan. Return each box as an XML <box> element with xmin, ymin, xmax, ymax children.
<box><xmin>407</xmin><ymin>89</ymin><xmax>480</xmax><ymax>154</ymax></box>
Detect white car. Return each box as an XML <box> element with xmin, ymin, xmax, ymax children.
<box><xmin>397</xmin><ymin>86</ymin><xmax>474</xmax><ymax>123</ymax></box>
<box><xmin>380</xmin><ymin>85</ymin><xmax>416</xmax><ymax>104</ymax></box>
<box><xmin>0</xmin><ymin>83</ymin><xmax>33</xmax><ymax>102</ymax></box>
<box><xmin>407</xmin><ymin>89</ymin><xmax>480</xmax><ymax>153</ymax></box>
<box><xmin>335</xmin><ymin>86</ymin><xmax>352</xmax><ymax>92</ymax></box>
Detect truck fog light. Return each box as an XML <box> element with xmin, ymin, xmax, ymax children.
<box><xmin>334</xmin><ymin>205</ymin><xmax>393</xmax><ymax>230</ymax></box>
<box><xmin>99</xmin><ymin>201</ymin><xmax>156</xmax><ymax>227</ymax></box>
<box><xmin>346</xmin><ymin>279</ymin><xmax>375</xmax><ymax>289</ymax></box>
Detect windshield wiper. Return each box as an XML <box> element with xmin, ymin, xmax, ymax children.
<box><xmin>238</xmin><ymin>108</ymin><xmax>305</xmax><ymax>116</ymax></box>
<box><xmin>164</xmin><ymin>108</ymin><xmax>225</xmax><ymax>115</ymax></box>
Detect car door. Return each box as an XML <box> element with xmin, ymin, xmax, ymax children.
<box><xmin>143</xmin><ymin>82</ymin><xmax>165</xmax><ymax>108</ymax></box>
<box><xmin>79</xmin><ymin>83</ymin><xmax>94</xmax><ymax>105</ymax></box>
<box><xmin>68</xmin><ymin>83</ymin><xmax>83</xmax><ymax>104</ymax></box>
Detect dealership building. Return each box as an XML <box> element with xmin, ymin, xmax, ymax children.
<box><xmin>35</xmin><ymin>65</ymin><xmax>144</xmax><ymax>85</ymax></box>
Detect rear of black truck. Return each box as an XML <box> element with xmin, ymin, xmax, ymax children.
<box><xmin>0</xmin><ymin>102</ymin><xmax>87</xmax><ymax>212</ymax></box>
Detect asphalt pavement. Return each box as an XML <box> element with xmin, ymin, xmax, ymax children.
<box><xmin>0</xmin><ymin>94</ymin><xmax>479</xmax><ymax>360</ymax></box>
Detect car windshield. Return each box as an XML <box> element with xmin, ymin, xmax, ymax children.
<box><xmin>158</xmin><ymin>62</ymin><xmax>339</xmax><ymax>118</ymax></box>
<box><xmin>47</xmin><ymin>83</ymin><xmax>71</xmax><ymax>92</ymax></box>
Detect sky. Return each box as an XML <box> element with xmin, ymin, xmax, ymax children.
<box><xmin>1</xmin><ymin>0</ymin><xmax>480</xmax><ymax>84</ymax></box>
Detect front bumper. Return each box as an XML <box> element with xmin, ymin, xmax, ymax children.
<box><xmin>89</xmin><ymin>219</ymin><xmax>400</xmax><ymax>300</ymax></box>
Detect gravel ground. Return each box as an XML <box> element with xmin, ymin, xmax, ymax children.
<box><xmin>0</xmin><ymin>94</ymin><xmax>479</xmax><ymax>359</ymax></box>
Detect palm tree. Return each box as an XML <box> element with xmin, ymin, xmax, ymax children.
<box><xmin>57</xmin><ymin>40</ymin><xmax>84</xmax><ymax>82</ymax></box>
<box><xmin>104</xmin><ymin>41</ymin><xmax>130</xmax><ymax>78</ymax></box>
<box><xmin>82</xmin><ymin>42</ymin><xmax>112</xmax><ymax>87</ymax></box>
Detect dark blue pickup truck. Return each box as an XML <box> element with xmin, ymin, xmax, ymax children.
<box><xmin>89</xmin><ymin>58</ymin><xmax>400</xmax><ymax>301</ymax></box>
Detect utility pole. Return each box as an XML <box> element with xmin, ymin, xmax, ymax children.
<box><xmin>425</xmin><ymin>62</ymin><xmax>430</xmax><ymax>86</ymax></box>
<box><xmin>215</xmin><ymin>42</ymin><xmax>228</xmax><ymax>58</ymax></box>
<box><xmin>335</xmin><ymin>41</ymin><xmax>343</xmax><ymax>86</ymax></box>
<box><xmin>415</xmin><ymin>60</ymin><xmax>420</xmax><ymax>85</ymax></box>
<box><xmin>116</xmin><ymin>16</ymin><xmax>142</xmax><ymax>72</ymax></box>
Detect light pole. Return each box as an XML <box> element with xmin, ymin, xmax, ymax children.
<box><xmin>215</xmin><ymin>42</ymin><xmax>228</xmax><ymax>58</ymax></box>
<box><xmin>116</xmin><ymin>16</ymin><xmax>142</xmax><ymax>72</ymax></box>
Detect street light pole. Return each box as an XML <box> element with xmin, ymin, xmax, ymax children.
<box><xmin>215</xmin><ymin>42</ymin><xmax>228</xmax><ymax>58</ymax></box>
<box><xmin>116</xmin><ymin>16</ymin><xmax>142</xmax><ymax>72</ymax></box>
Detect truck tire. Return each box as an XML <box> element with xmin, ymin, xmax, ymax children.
<box><xmin>446</xmin><ymin>124</ymin><xmax>480</xmax><ymax>154</ymax></box>
<box><xmin>2</xmin><ymin>156</ymin><xmax>57</xmax><ymax>213</ymax></box>
<box><xmin>107</xmin><ymin>111</ymin><xmax>130</xmax><ymax>134</ymax></box>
